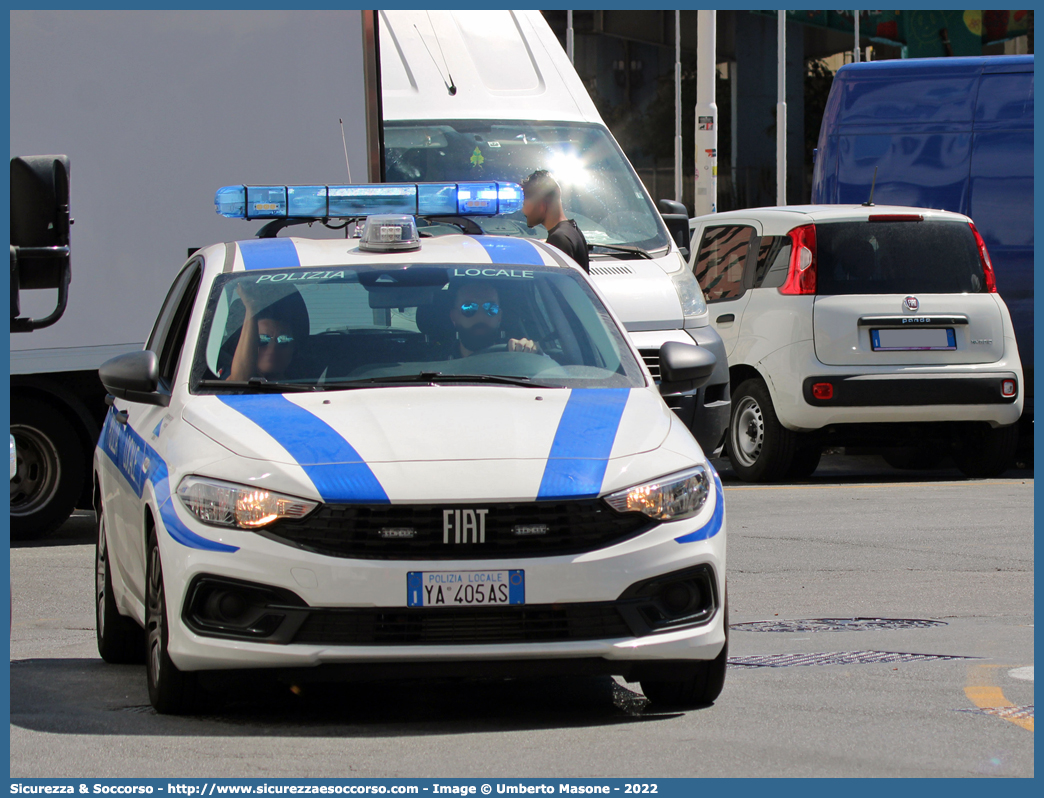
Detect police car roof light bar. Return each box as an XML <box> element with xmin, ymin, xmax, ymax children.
<box><xmin>214</xmin><ymin>182</ymin><xmax>524</xmax><ymax>221</ymax></box>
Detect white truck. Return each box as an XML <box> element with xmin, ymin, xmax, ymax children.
<box><xmin>10</xmin><ymin>10</ymin><xmax>381</xmax><ymax>537</ymax></box>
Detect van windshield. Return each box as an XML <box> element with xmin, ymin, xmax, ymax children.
<box><xmin>384</xmin><ymin>120</ymin><xmax>671</xmax><ymax>254</ymax></box>
<box><xmin>815</xmin><ymin>220</ymin><xmax>988</xmax><ymax>295</ymax></box>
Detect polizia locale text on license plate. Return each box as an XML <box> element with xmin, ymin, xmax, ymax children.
<box><xmin>408</xmin><ymin>569</ymin><xmax>525</xmax><ymax>607</ymax></box>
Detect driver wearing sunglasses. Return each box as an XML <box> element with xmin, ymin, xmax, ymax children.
<box><xmin>448</xmin><ymin>281</ymin><xmax>541</xmax><ymax>358</ymax></box>
<box><xmin>227</xmin><ymin>283</ymin><xmax>302</xmax><ymax>382</ymax></box>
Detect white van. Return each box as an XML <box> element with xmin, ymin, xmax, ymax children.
<box><xmin>378</xmin><ymin>10</ymin><xmax>729</xmax><ymax>455</ymax></box>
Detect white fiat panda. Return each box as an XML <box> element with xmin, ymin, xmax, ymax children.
<box><xmin>688</xmin><ymin>205</ymin><xmax>1023</xmax><ymax>482</ymax></box>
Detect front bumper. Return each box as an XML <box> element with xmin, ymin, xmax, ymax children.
<box><xmin>159</xmin><ymin>481</ymin><xmax>727</xmax><ymax>673</ymax></box>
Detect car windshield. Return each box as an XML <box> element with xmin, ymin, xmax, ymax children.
<box><xmin>384</xmin><ymin>120</ymin><xmax>671</xmax><ymax>254</ymax></box>
<box><xmin>190</xmin><ymin>262</ymin><xmax>646</xmax><ymax>393</ymax></box>
<box><xmin>815</xmin><ymin>220</ymin><xmax>988</xmax><ymax>295</ymax></box>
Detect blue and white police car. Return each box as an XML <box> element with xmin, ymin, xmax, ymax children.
<box><xmin>93</xmin><ymin>182</ymin><xmax>727</xmax><ymax>714</ymax></box>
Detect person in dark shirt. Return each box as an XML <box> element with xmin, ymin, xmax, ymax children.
<box><xmin>521</xmin><ymin>169</ymin><xmax>590</xmax><ymax>272</ymax></box>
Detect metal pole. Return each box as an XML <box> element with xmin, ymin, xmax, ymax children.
<box><xmin>853</xmin><ymin>11</ymin><xmax>860</xmax><ymax>62</ymax></box>
<box><xmin>674</xmin><ymin>10</ymin><xmax>682</xmax><ymax>203</ymax></box>
<box><xmin>567</xmin><ymin>10</ymin><xmax>574</xmax><ymax>64</ymax></box>
<box><xmin>776</xmin><ymin>10</ymin><xmax>787</xmax><ymax>206</ymax></box>
<box><xmin>694</xmin><ymin>10</ymin><xmax>717</xmax><ymax>215</ymax></box>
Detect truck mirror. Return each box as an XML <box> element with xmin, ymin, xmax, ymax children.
<box><xmin>10</xmin><ymin>154</ymin><xmax>71</xmax><ymax>332</ymax></box>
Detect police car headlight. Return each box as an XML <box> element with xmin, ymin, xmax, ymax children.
<box><xmin>176</xmin><ymin>476</ymin><xmax>318</xmax><ymax>529</ymax></box>
<box><xmin>670</xmin><ymin>266</ymin><xmax>707</xmax><ymax>320</ymax></box>
<box><xmin>604</xmin><ymin>465</ymin><xmax>710</xmax><ymax>521</ymax></box>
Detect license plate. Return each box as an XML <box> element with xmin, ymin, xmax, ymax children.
<box><xmin>871</xmin><ymin>328</ymin><xmax>956</xmax><ymax>351</ymax></box>
<box><xmin>407</xmin><ymin>570</ymin><xmax>525</xmax><ymax>607</ymax></box>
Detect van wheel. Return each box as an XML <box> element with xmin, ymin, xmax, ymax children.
<box><xmin>953</xmin><ymin>423</ymin><xmax>1019</xmax><ymax>479</ymax></box>
<box><xmin>10</xmin><ymin>402</ymin><xmax>85</xmax><ymax>540</ymax></box>
<box><xmin>727</xmin><ymin>378</ymin><xmax>797</xmax><ymax>482</ymax></box>
<box><xmin>96</xmin><ymin>503</ymin><xmax>145</xmax><ymax>663</ymax></box>
<box><xmin>146</xmin><ymin>530</ymin><xmax>202</xmax><ymax>714</ymax></box>
<box><xmin>640</xmin><ymin>593</ymin><xmax>728</xmax><ymax>709</ymax></box>
<box><xmin>787</xmin><ymin>443</ymin><xmax>822</xmax><ymax>480</ymax></box>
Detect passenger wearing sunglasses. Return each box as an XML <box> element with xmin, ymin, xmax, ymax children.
<box><xmin>448</xmin><ymin>282</ymin><xmax>541</xmax><ymax>358</ymax></box>
<box><xmin>227</xmin><ymin>284</ymin><xmax>303</xmax><ymax>382</ymax></box>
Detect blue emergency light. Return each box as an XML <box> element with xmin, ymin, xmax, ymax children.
<box><xmin>214</xmin><ymin>182</ymin><xmax>524</xmax><ymax>220</ymax></box>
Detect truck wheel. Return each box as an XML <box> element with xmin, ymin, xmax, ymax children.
<box><xmin>96</xmin><ymin>502</ymin><xmax>145</xmax><ymax>663</ymax></box>
<box><xmin>953</xmin><ymin>423</ymin><xmax>1019</xmax><ymax>479</ymax></box>
<box><xmin>146</xmin><ymin>529</ymin><xmax>202</xmax><ymax>714</ymax></box>
<box><xmin>727</xmin><ymin>378</ymin><xmax>797</xmax><ymax>482</ymax></box>
<box><xmin>640</xmin><ymin>593</ymin><xmax>728</xmax><ymax>709</ymax></box>
<box><xmin>10</xmin><ymin>402</ymin><xmax>85</xmax><ymax>540</ymax></box>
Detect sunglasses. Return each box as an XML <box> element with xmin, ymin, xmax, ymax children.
<box><xmin>258</xmin><ymin>333</ymin><xmax>294</xmax><ymax>347</ymax></box>
<box><xmin>459</xmin><ymin>302</ymin><xmax>500</xmax><ymax>318</ymax></box>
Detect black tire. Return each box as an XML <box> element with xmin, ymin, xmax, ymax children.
<box><xmin>96</xmin><ymin>503</ymin><xmax>145</xmax><ymax>663</ymax></box>
<box><xmin>726</xmin><ymin>378</ymin><xmax>798</xmax><ymax>482</ymax></box>
<box><xmin>146</xmin><ymin>529</ymin><xmax>202</xmax><ymax>714</ymax></box>
<box><xmin>640</xmin><ymin>593</ymin><xmax>728</xmax><ymax>709</ymax></box>
<box><xmin>787</xmin><ymin>443</ymin><xmax>822</xmax><ymax>480</ymax></box>
<box><xmin>10</xmin><ymin>401</ymin><xmax>86</xmax><ymax>540</ymax></box>
<box><xmin>881</xmin><ymin>448</ymin><xmax>944</xmax><ymax>471</ymax></box>
<box><xmin>953</xmin><ymin>423</ymin><xmax>1019</xmax><ymax>479</ymax></box>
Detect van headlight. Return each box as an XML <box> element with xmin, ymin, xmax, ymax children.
<box><xmin>604</xmin><ymin>465</ymin><xmax>710</xmax><ymax>521</ymax></box>
<box><xmin>670</xmin><ymin>266</ymin><xmax>707</xmax><ymax>321</ymax></box>
<box><xmin>177</xmin><ymin>476</ymin><xmax>318</xmax><ymax>529</ymax></box>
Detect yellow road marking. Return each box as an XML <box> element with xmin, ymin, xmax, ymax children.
<box><xmin>724</xmin><ymin>480</ymin><xmax>1030</xmax><ymax>493</ymax></box>
<box><xmin>964</xmin><ymin>664</ymin><xmax>1033</xmax><ymax>732</ymax></box>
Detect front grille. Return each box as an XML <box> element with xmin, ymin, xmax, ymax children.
<box><xmin>292</xmin><ymin>603</ymin><xmax>633</xmax><ymax>645</ymax></box>
<box><xmin>261</xmin><ymin>500</ymin><xmax>654</xmax><ymax>560</ymax></box>
<box><xmin>638</xmin><ymin>349</ymin><xmax>661</xmax><ymax>380</ymax></box>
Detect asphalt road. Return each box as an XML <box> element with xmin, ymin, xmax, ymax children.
<box><xmin>9</xmin><ymin>455</ymin><xmax>1034</xmax><ymax>778</ymax></box>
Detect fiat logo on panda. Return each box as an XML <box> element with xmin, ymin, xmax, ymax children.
<box><xmin>904</xmin><ymin>296</ymin><xmax>919</xmax><ymax>312</ymax></box>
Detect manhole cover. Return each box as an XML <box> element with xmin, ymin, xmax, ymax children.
<box><xmin>112</xmin><ymin>705</ymin><xmax>155</xmax><ymax>714</ymax></box>
<box><xmin>731</xmin><ymin>618</ymin><xmax>947</xmax><ymax>633</ymax></box>
<box><xmin>727</xmin><ymin>651</ymin><xmax>973</xmax><ymax>668</ymax></box>
<box><xmin>955</xmin><ymin>705</ymin><xmax>1034</xmax><ymax>721</ymax></box>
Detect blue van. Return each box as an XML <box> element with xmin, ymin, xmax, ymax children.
<box><xmin>811</xmin><ymin>55</ymin><xmax>1033</xmax><ymax>420</ymax></box>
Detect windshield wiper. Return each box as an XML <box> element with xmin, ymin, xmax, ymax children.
<box><xmin>196</xmin><ymin>379</ymin><xmax>317</xmax><ymax>393</ymax></box>
<box><xmin>321</xmin><ymin>372</ymin><xmax>541</xmax><ymax>389</ymax></box>
<box><xmin>589</xmin><ymin>243</ymin><xmax>653</xmax><ymax>260</ymax></box>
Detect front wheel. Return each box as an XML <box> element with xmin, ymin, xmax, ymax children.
<box><xmin>640</xmin><ymin>593</ymin><xmax>728</xmax><ymax>709</ymax></box>
<box><xmin>727</xmin><ymin>378</ymin><xmax>798</xmax><ymax>482</ymax></box>
<box><xmin>953</xmin><ymin>423</ymin><xmax>1019</xmax><ymax>479</ymax></box>
<box><xmin>146</xmin><ymin>530</ymin><xmax>202</xmax><ymax>714</ymax></box>
<box><xmin>96</xmin><ymin>504</ymin><xmax>144</xmax><ymax>663</ymax></box>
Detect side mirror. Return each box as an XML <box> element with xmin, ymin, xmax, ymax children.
<box><xmin>99</xmin><ymin>351</ymin><xmax>169</xmax><ymax>407</ymax></box>
<box><xmin>657</xmin><ymin>199</ymin><xmax>691</xmax><ymax>257</ymax></box>
<box><xmin>10</xmin><ymin>155</ymin><xmax>71</xmax><ymax>332</ymax></box>
<box><xmin>657</xmin><ymin>341</ymin><xmax>716</xmax><ymax>394</ymax></box>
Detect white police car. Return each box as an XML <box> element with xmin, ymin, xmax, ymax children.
<box><xmin>94</xmin><ymin>182</ymin><xmax>727</xmax><ymax>714</ymax></box>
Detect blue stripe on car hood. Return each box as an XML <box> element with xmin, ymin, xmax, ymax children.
<box><xmin>217</xmin><ymin>394</ymin><xmax>390</xmax><ymax>504</ymax></box>
<box><xmin>537</xmin><ymin>388</ymin><xmax>630</xmax><ymax>499</ymax></box>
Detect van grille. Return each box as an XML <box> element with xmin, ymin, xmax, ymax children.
<box><xmin>261</xmin><ymin>501</ymin><xmax>654</xmax><ymax>560</ymax></box>
<box><xmin>589</xmin><ymin>265</ymin><xmax>635</xmax><ymax>276</ymax></box>
<box><xmin>638</xmin><ymin>349</ymin><xmax>661</xmax><ymax>380</ymax></box>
